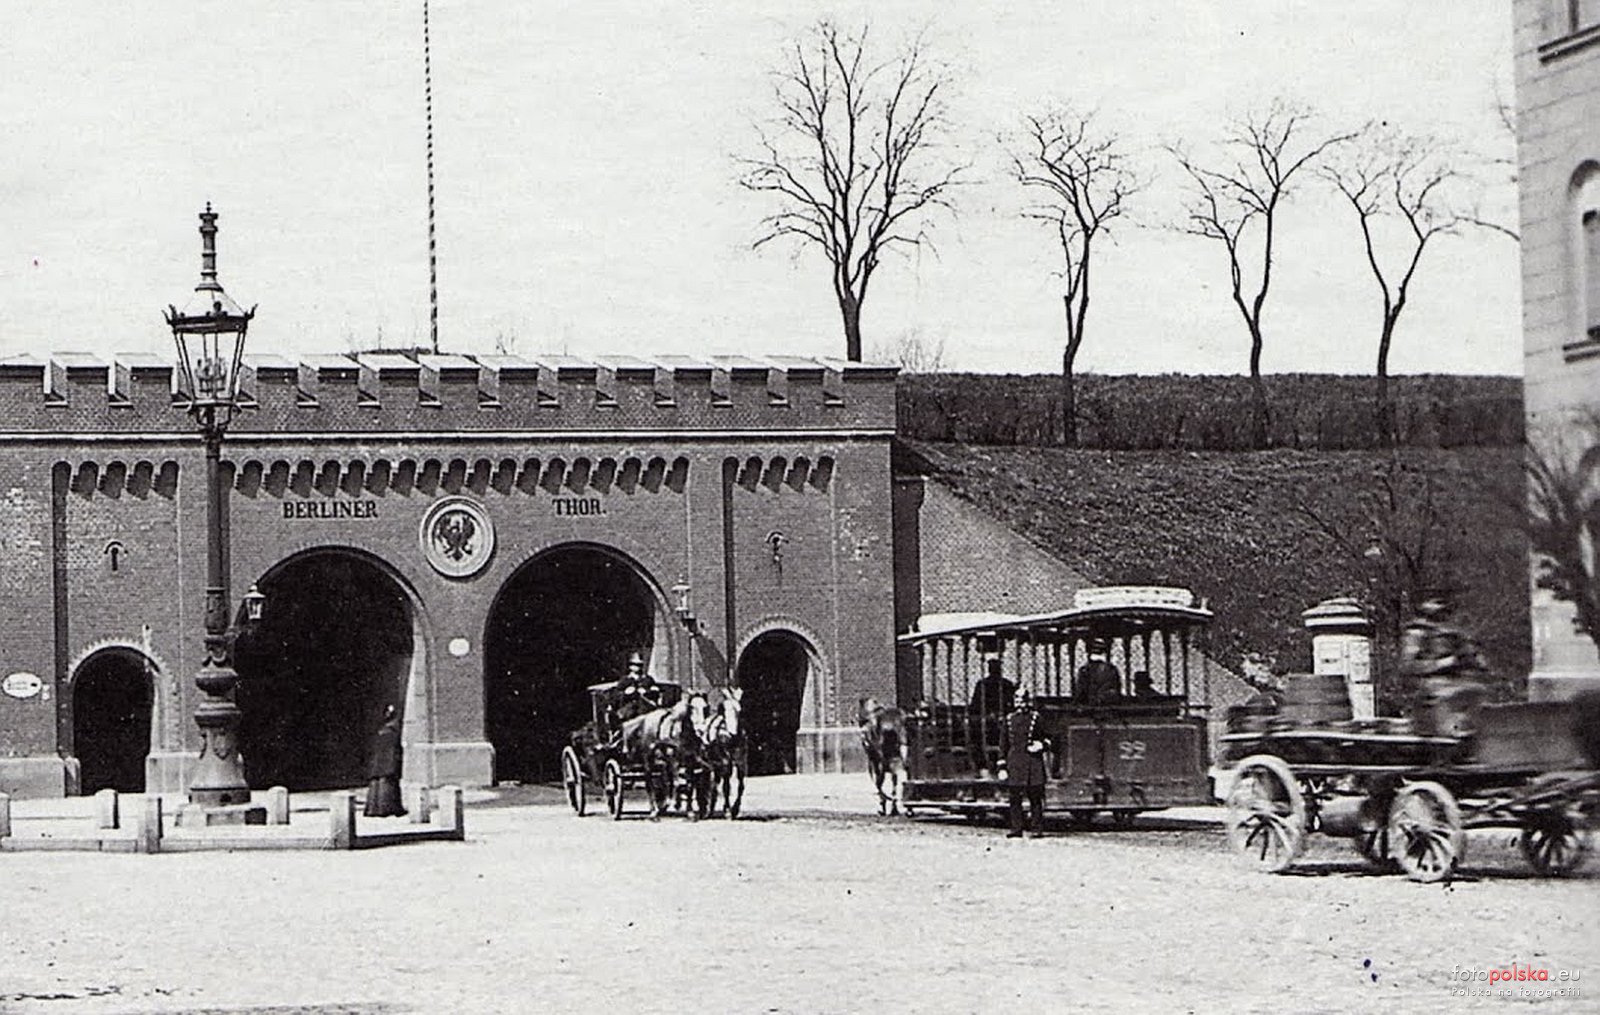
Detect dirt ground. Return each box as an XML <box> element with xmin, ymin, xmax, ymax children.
<box><xmin>1</xmin><ymin>778</ymin><xmax>1595</xmax><ymax>1014</ymax></box>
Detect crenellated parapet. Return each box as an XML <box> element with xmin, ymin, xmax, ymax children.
<box><xmin>0</xmin><ymin>352</ymin><xmax>897</xmax><ymax>434</ymax></box>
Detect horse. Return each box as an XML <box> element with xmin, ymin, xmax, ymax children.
<box><xmin>859</xmin><ymin>697</ymin><xmax>907</xmax><ymax>816</ymax></box>
<box><xmin>620</xmin><ymin>691</ymin><xmax>709</xmax><ymax>819</ymax></box>
<box><xmin>703</xmin><ymin>688</ymin><xmax>746</xmax><ymax>819</ymax></box>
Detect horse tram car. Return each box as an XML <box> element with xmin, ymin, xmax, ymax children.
<box><xmin>896</xmin><ymin>586</ymin><xmax>1218</xmax><ymax>827</ymax></box>
<box><xmin>1218</xmin><ymin>676</ymin><xmax>1600</xmax><ymax>882</ymax></box>
<box><xmin>560</xmin><ymin>679</ymin><xmax>745</xmax><ymax>821</ymax></box>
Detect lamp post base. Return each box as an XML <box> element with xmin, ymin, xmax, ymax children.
<box><xmin>188</xmin><ymin>786</ymin><xmax>254</xmax><ymax>807</ymax></box>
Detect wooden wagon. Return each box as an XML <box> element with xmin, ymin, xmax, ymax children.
<box><xmin>1218</xmin><ymin>694</ymin><xmax>1600</xmax><ymax>881</ymax></box>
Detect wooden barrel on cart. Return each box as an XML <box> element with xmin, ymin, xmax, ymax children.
<box><xmin>1279</xmin><ymin>673</ymin><xmax>1352</xmax><ymax>725</ymax></box>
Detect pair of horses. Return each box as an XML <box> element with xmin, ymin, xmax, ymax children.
<box><xmin>859</xmin><ymin>697</ymin><xmax>908</xmax><ymax>816</ymax></box>
<box><xmin>618</xmin><ymin>688</ymin><xmax>745</xmax><ymax>819</ymax></box>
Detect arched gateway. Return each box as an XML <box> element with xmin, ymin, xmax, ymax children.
<box><xmin>235</xmin><ymin>549</ymin><xmax>420</xmax><ymax>791</ymax></box>
<box><xmin>485</xmin><ymin>543</ymin><xmax>671</xmax><ymax>783</ymax></box>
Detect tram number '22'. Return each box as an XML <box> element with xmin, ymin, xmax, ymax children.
<box><xmin>1117</xmin><ymin>740</ymin><xmax>1147</xmax><ymax>761</ymax></box>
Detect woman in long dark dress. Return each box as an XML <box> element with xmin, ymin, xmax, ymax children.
<box><xmin>364</xmin><ymin>704</ymin><xmax>406</xmax><ymax>817</ymax></box>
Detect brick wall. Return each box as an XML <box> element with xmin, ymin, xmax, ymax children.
<box><xmin>0</xmin><ymin>353</ymin><xmax>898</xmax><ymax>795</ymax></box>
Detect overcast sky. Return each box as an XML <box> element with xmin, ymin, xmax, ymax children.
<box><xmin>0</xmin><ymin>1</ymin><xmax>1520</xmax><ymax>375</ymax></box>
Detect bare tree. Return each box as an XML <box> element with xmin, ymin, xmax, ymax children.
<box><xmin>1463</xmin><ymin>81</ymin><xmax>1521</xmax><ymax>242</ymax></box>
<box><xmin>869</xmin><ymin>328</ymin><xmax>947</xmax><ymax>372</ymax></box>
<box><xmin>1526</xmin><ymin>415</ymin><xmax>1600</xmax><ymax>658</ymax></box>
<box><xmin>1169</xmin><ymin>101</ymin><xmax>1355</xmax><ymax>448</ymax></box>
<box><xmin>1012</xmin><ymin>107</ymin><xmax>1140</xmax><ymax>447</ymax></box>
<box><xmin>740</xmin><ymin>21</ymin><xmax>961</xmax><ymax>361</ymax></box>
<box><xmin>1324</xmin><ymin>127</ymin><xmax>1472</xmax><ymax>446</ymax></box>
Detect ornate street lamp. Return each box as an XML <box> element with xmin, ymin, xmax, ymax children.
<box><xmin>165</xmin><ymin>203</ymin><xmax>257</xmax><ymax>806</ymax></box>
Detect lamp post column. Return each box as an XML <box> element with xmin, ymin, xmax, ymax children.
<box><xmin>188</xmin><ymin>409</ymin><xmax>250</xmax><ymax>806</ymax></box>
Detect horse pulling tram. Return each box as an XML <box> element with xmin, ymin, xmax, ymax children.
<box><xmin>560</xmin><ymin>679</ymin><xmax>745</xmax><ymax>821</ymax></box>
<box><xmin>895</xmin><ymin>586</ymin><xmax>1217</xmax><ymax>825</ymax></box>
<box><xmin>1218</xmin><ymin>687</ymin><xmax>1600</xmax><ymax>882</ymax></box>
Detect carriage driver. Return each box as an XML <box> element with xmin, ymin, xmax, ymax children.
<box><xmin>615</xmin><ymin>652</ymin><xmax>663</xmax><ymax>723</ymax></box>
<box><xmin>1399</xmin><ymin>589</ymin><xmax>1489</xmax><ymax>715</ymax></box>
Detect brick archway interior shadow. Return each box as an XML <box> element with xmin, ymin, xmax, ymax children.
<box><xmin>485</xmin><ymin>547</ymin><xmax>656</xmax><ymax>783</ymax></box>
<box><xmin>235</xmin><ymin>552</ymin><xmax>413</xmax><ymax>791</ymax></box>
<box><xmin>736</xmin><ymin>632</ymin><xmax>811</xmax><ymax>776</ymax></box>
<box><xmin>73</xmin><ymin>649</ymin><xmax>154</xmax><ymax>794</ymax></box>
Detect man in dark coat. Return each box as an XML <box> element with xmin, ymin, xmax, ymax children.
<box><xmin>968</xmin><ymin>657</ymin><xmax>1016</xmax><ymax>776</ymax></box>
<box><xmin>1399</xmin><ymin>594</ymin><xmax>1486</xmax><ymax>684</ymax></box>
<box><xmin>969</xmin><ymin>657</ymin><xmax>1017</xmax><ymax>718</ymax></box>
<box><xmin>1398</xmin><ymin>591</ymin><xmax>1489</xmax><ymax>720</ymax></box>
<box><xmin>614</xmin><ymin>652</ymin><xmax>663</xmax><ymax>723</ymax></box>
<box><xmin>1073</xmin><ymin>640</ymin><xmax>1123</xmax><ymax>704</ymax></box>
<box><xmin>364</xmin><ymin>704</ymin><xmax>406</xmax><ymax>818</ymax></box>
<box><xmin>1000</xmin><ymin>687</ymin><xmax>1049</xmax><ymax>838</ymax></box>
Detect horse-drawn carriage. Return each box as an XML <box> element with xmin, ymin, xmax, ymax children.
<box><xmin>1218</xmin><ymin>685</ymin><xmax>1600</xmax><ymax>882</ymax></box>
<box><xmin>560</xmin><ymin>678</ymin><xmax>745</xmax><ymax>820</ymax></box>
<box><xmin>894</xmin><ymin>586</ymin><xmax>1217</xmax><ymax>825</ymax></box>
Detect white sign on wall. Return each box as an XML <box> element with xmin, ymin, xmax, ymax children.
<box><xmin>2</xmin><ymin>672</ymin><xmax>43</xmax><ymax>699</ymax></box>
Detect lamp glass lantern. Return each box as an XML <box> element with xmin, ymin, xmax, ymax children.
<box><xmin>672</xmin><ymin>580</ymin><xmax>694</xmax><ymax>628</ymax></box>
<box><xmin>241</xmin><ymin>583</ymin><xmax>267</xmax><ymax>625</ymax></box>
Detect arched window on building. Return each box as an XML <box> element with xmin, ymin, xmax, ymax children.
<box><xmin>1570</xmin><ymin>165</ymin><xmax>1600</xmax><ymax>359</ymax></box>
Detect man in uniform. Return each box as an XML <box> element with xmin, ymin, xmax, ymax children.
<box><xmin>999</xmin><ymin>686</ymin><xmax>1050</xmax><ymax>838</ymax></box>
<box><xmin>1073</xmin><ymin>639</ymin><xmax>1123</xmax><ymax>704</ymax></box>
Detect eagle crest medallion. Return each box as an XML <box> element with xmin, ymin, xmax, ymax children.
<box><xmin>420</xmin><ymin>496</ymin><xmax>495</xmax><ymax>578</ymax></box>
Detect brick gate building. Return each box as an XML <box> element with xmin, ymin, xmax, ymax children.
<box><xmin>0</xmin><ymin>351</ymin><xmax>898</xmax><ymax>797</ymax></box>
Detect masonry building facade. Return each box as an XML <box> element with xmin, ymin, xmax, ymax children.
<box><xmin>1514</xmin><ymin>0</ymin><xmax>1600</xmax><ymax>698</ymax></box>
<box><xmin>0</xmin><ymin>351</ymin><xmax>899</xmax><ymax>797</ymax></box>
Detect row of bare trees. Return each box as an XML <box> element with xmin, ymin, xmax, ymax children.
<box><xmin>738</xmin><ymin>21</ymin><xmax>1514</xmax><ymax>450</ymax></box>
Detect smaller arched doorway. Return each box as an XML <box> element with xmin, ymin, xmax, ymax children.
<box><xmin>72</xmin><ymin>648</ymin><xmax>155</xmax><ymax>794</ymax></box>
<box><xmin>735</xmin><ymin>630</ymin><xmax>818</xmax><ymax>776</ymax></box>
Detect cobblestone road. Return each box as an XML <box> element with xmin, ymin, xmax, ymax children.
<box><xmin>1</xmin><ymin>778</ymin><xmax>1596</xmax><ymax>1014</ymax></box>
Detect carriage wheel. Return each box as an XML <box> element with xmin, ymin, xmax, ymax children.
<box><xmin>1387</xmin><ymin>781</ymin><xmax>1465</xmax><ymax>883</ymax></box>
<box><xmin>603</xmin><ymin>759</ymin><xmax>625</xmax><ymax>820</ymax></box>
<box><xmin>1067</xmin><ymin>810</ymin><xmax>1097</xmax><ymax>827</ymax></box>
<box><xmin>1111</xmin><ymin>810</ymin><xmax>1137</xmax><ymax>829</ymax></box>
<box><xmin>1224</xmin><ymin>755</ymin><xmax>1306</xmax><ymax>874</ymax></box>
<box><xmin>561</xmin><ymin>746</ymin><xmax>587</xmax><ymax>817</ymax></box>
<box><xmin>1519</xmin><ymin>811</ymin><xmax>1592</xmax><ymax>877</ymax></box>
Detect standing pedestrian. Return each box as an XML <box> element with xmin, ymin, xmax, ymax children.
<box><xmin>1000</xmin><ymin>686</ymin><xmax>1049</xmax><ymax>838</ymax></box>
<box><xmin>364</xmin><ymin>704</ymin><xmax>406</xmax><ymax>818</ymax></box>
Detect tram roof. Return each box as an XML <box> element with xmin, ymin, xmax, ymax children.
<box><xmin>900</xmin><ymin>587</ymin><xmax>1213</xmax><ymax>645</ymax></box>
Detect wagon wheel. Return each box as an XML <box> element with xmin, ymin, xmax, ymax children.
<box><xmin>603</xmin><ymin>759</ymin><xmax>625</xmax><ymax>820</ymax></box>
<box><xmin>1067</xmin><ymin>809</ymin><xmax>1098</xmax><ymax>827</ymax></box>
<box><xmin>1519</xmin><ymin>811</ymin><xmax>1593</xmax><ymax>877</ymax></box>
<box><xmin>1387</xmin><ymin>781</ymin><xmax>1465</xmax><ymax>883</ymax></box>
<box><xmin>1111</xmin><ymin>810</ymin><xmax>1137</xmax><ymax>829</ymax></box>
<box><xmin>560</xmin><ymin>746</ymin><xmax>587</xmax><ymax>816</ymax></box>
<box><xmin>1224</xmin><ymin>755</ymin><xmax>1307</xmax><ymax>874</ymax></box>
